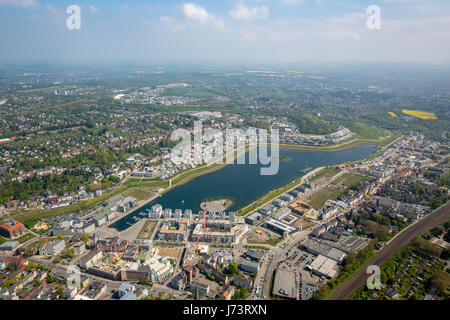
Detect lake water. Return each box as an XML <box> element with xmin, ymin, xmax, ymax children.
<box><xmin>111</xmin><ymin>144</ymin><xmax>378</xmax><ymax>231</ymax></box>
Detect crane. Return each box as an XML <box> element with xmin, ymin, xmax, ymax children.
<box><xmin>193</xmin><ymin>210</ymin><xmax>207</xmax><ymax>255</ymax></box>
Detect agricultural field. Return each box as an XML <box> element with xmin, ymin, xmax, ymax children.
<box><xmin>402</xmin><ymin>109</ymin><xmax>438</xmax><ymax>120</ymax></box>
<box><xmin>388</xmin><ymin>112</ymin><xmax>398</xmax><ymax>118</ymax></box>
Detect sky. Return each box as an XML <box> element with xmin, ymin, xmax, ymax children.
<box><xmin>0</xmin><ymin>0</ymin><xmax>449</xmax><ymax>65</ymax></box>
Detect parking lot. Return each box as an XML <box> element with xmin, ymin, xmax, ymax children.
<box><xmin>280</xmin><ymin>246</ymin><xmax>323</xmax><ymax>299</ymax></box>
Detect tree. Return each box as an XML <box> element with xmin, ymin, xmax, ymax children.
<box><xmin>412</xmin><ymin>237</ymin><xmax>442</xmax><ymax>257</ymax></box>
<box><xmin>431</xmin><ymin>271</ymin><xmax>450</xmax><ymax>293</ymax></box>
<box><xmin>228</xmin><ymin>262</ymin><xmax>238</xmax><ymax>277</ymax></box>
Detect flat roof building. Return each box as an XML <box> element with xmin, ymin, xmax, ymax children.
<box><xmin>264</xmin><ymin>218</ymin><xmax>297</xmax><ymax>238</ymax></box>
<box><xmin>307</xmin><ymin>255</ymin><xmax>338</xmax><ymax>279</ymax></box>
<box><xmin>300</xmin><ymin>238</ymin><xmax>347</xmax><ymax>264</ymax></box>
<box><xmin>272</xmin><ymin>268</ymin><xmax>297</xmax><ymax>300</ymax></box>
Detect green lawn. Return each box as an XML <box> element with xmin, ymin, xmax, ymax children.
<box><xmin>333</xmin><ymin>173</ymin><xmax>367</xmax><ymax>188</ymax></box>
<box><xmin>310</xmin><ymin>167</ymin><xmax>341</xmax><ymax>182</ymax></box>
<box><xmin>123</xmin><ymin>188</ymin><xmax>154</xmax><ymax>201</ymax></box>
<box><xmin>307</xmin><ymin>188</ymin><xmax>345</xmax><ymax>209</ymax></box>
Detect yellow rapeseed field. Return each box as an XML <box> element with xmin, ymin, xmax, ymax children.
<box><xmin>388</xmin><ymin>112</ymin><xmax>398</xmax><ymax>118</ymax></box>
<box><xmin>402</xmin><ymin>109</ymin><xmax>438</xmax><ymax>120</ymax></box>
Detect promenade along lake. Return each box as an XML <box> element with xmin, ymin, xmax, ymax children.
<box><xmin>111</xmin><ymin>144</ymin><xmax>378</xmax><ymax>231</ymax></box>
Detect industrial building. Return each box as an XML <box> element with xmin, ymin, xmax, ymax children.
<box><xmin>300</xmin><ymin>238</ymin><xmax>347</xmax><ymax>264</ymax></box>
<box><xmin>272</xmin><ymin>268</ymin><xmax>298</xmax><ymax>300</ymax></box>
<box><xmin>264</xmin><ymin>218</ymin><xmax>297</xmax><ymax>238</ymax></box>
<box><xmin>307</xmin><ymin>255</ymin><xmax>338</xmax><ymax>279</ymax></box>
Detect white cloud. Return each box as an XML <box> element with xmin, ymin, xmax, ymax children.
<box><xmin>89</xmin><ymin>5</ymin><xmax>99</xmax><ymax>14</ymax></box>
<box><xmin>0</xmin><ymin>0</ymin><xmax>37</xmax><ymax>7</ymax></box>
<box><xmin>229</xmin><ymin>3</ymin><xmax>269</xmax><ymax>20</ymax></box>
<box><xmin>182</xmin><ymin>3</ymin><xmax>212</xmax><ymax>23</ymax></box>
<box><xmin>182</xmin><ymin>3</ymin><xmax>227</xmax><ymax>30</ymax></box>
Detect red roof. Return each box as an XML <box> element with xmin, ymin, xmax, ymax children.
<box><xmin>1</xmin><ymin>220</ymin><xmax>24</xmax><ymax>232</ymax></box>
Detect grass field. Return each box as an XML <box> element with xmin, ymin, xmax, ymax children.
<box><xmin>123</xmin><ymin>188</ymin><xmax>154</xmax><ymax>201</ymax></box>
<box><xmin>137</xmin><ymin>220</ymin><xmax>158</xmax><ymax>240</ymax></box>
<box><xmin>402</xmin><ymin>109</ymin><xmax>438</xmax><ymax>120</ymax></box>
<box><xmin>307</xmin><ymin>187</ymin><xmax>345</xmax><ymax>209</ymax></box>
<box><xmin>310</xmin><ymin>167</ymin><xmax>341</xmax><ymax>182</ymax></box>
<box><xmin>333</xmin><ymin>173</ymin><xmax>367</xmax><ymax>188</ymax></box>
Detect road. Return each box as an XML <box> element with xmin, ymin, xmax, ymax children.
<box><xmin>328</xmin><ymin>202</ymin><xmax>450</xmax><ymax>300</ymax></box>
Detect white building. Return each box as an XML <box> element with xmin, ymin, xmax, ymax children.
<box><xmin>40</xmin><ymin>240</ymin><xmax>66</xmax><ymax>256</ymax></box>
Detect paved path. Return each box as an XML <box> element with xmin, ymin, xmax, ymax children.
<box><xmin>329</xmin><ymin>202</ymin><xmax>450</xmax><ymax>300</ymax></box>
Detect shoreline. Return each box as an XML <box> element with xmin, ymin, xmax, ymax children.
<box><xmin>110</xmin><ymin>142</ymin><xmax>381</xmax><ymax>232</ymax></box>
<box><xmin>9</xmin><ymin>141</ymin><xmax>381</xmax><ymax>230</ymax></box>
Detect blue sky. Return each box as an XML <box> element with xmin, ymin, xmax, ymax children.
<box><xmin>0</xmin><ymin>0</ymin><xmax>449</xmax><ymax>64</ymax></box>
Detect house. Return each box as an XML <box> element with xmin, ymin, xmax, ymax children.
<box><xmin>219</xmin><ymin>286</ymin><xmax>235</xmax><ymax>300</ymax></box>
<box><xmin>170</xmin><ymin>272</ymin><xmax>188</xmax><ymax>291</ymax></box>
<box><xmin>386</xmin><ymin>288</ymin><xmax>399</xmax><ymax>299</ymax></box>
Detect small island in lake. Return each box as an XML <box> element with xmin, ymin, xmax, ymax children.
<box><xmin>279</xmin><ymin>155</ymin><xmax>292</xmax><ymax>162</ymax></box>
<box><xmin>200</xmin><ymin>198</ymin><xmax>233</xmax><ymax>212</ymax></box>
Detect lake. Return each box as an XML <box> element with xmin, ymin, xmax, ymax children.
<box><xmin>111</xmin><ymin>144</ymin><xmax>378</xmax><ymax>231</ymax></box>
